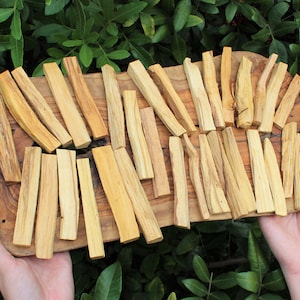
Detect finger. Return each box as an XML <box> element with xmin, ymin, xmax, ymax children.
<box><xmin>0</xmin><ymin>241</ymin><xmax>16</xmax><ymax>272</ymax></box>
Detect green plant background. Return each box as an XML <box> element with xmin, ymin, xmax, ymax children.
<box><xmin>1</xmin><ymin>0</ymin><xmax>299</xmax><ymax>299</ymax></box>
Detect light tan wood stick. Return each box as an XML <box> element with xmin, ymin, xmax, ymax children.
<box><xmin>63</xmin><ymin>56</ymin><xmax>108</xmax><ymax>140</ymax></box>
<box><xmin>0</xmin><ymin>94</ymin><xmax>21</xmax><ymax>182</ymax></box>
<box><xmin>11</xmin><ymin>66</ymin><xmax>72</xmax><ymax>147</ymax></box>
<box><xmin>77</xmin><ymin>158</ymin><xmax>105</xmax><ymax>259</ymax></box>
<box><xmin>182</xmin><ymin>133</ymin><xmax>210</xmax><ymax>220</ymax></box>
<box><xmin>35</xmin><ymin>154</ymin><xmax>58</xmax><ymax>259</ymax></box>
<box><xmin>92</xmin><ymin>146</ymin><xmax>140</xmax><ymax>243</ymax></box>
<box><xmin>101</xmin><ymin>64</ymin><xmax>125</xmax><ymax>149</ymax></box>
<box><xmin>294</xmin><ymin>134</ymin><xmax>300</xmax><ymax>209</ymax></box>
<box><xmin>169</xmin><ymin>136</ymin><xmax>190</xmax><ymax>228</ymax></box>
<box><xmin>43</xmin><ymin>62</ymin><xmax>91</xmax><ymax>149</ymax></box>
<box><xmin>247</xmin><ymin>129</ymin><xmax>274</xmax><ymax>213</ymax></box>
<box><xmin>57</xmin><ymin>149</ymin><xmax>79</xmax><ymax>241</ymax></box>
<box><xmin>123</xmin><ymin>90</ymin><xmax>154</xmax><ymax>180</ymax></box>
<box><xmin>127</xmin><ymin>60</ymin><xmax>186</xmax><ymax>137</ymax></box>
<box><xmin>13</xmin><ymin>147</ymin><xmax>42</xmax><ymax>246</ymax></box>
<box><xmin>183</xmin><ymin>57</ymin><xmax>216</xmax><ymax>132</ymax></box>
<box><xmin>253</xmin><ymin>53</ymin><xmax>278</xmax><ymax>125</ymax></box>
<box><xmin>114</xmin><ymin>147</ymin><xmax>163</xmax><ymax>243</ymax></box>
<box><xmin>264</xmin><ymin>138</ymin><xmax>287</xmax><ymax>216</ymax></box>
<box><xmin>222</xmin><ymin>127</ymin><xmax>256</xmax><ymax>212</ymax></box>
<box><xmin>148</xmin><ymin>63</ymin><xmax>196</xmax><ymax>133</ymax></box>
<box><xmin>274</xmin><ymin>74</ymin><xmax>300</xmax><ymax>129</ymax></box>
<box><xmin>259</xmin><ymin>62</ymin><xmax>288</xmax><ymax>133</ymax></box>
<box><xmin>202</xmin><ymin>51</ymin><xmax>225</xmax><ymax>129</ymax></box>
<box><xmin>0</xmin><ymin>70</ymin><xmax>61</xmax><ymax>153</ymax></box>
<box><xmin>235</xmin><ymin>56</ymin><xmax>254</xmax><ymax>129</ymax></box>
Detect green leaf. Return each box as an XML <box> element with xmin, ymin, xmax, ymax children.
<box><xmin>182</xmin><ymin>279</ymin><xmax>208</xmax><ymax>297</ymax></box>
<box><xmin>209</xmin><ymin>291</ymin><xmax>231</xmax><ymax>300</ymax></box>
<box><xmin>267</xmin><ymin>2</ymin><xmax>289</xmax><ymax>27</ymax></box>
<box><xmin>269</xmin><ymin>39</ymin><xmax>288</xmax><ymax>63</ymax></box>
<box><xmin>213</xmin><ymin>272</ymin><xmax>237</xmax><ymax>289</ymax></box>
<box><xmin>225</xmin><ymin>2</ymin><xmax>238</xmax><ymax>23</ymax></box>
<box><xmin>80</xmin><ymin>294</ymin><xmax>95</xmax><ymax>300</ymax></box>
<box><xmin>79</xmin><ymin>44</ymin><xmax>93</xmax><ymax>67</ymax></box>
<box><xmin>173</xmin><ymin>0</ymin><xmax>191</xmax><ymax>32</ymax></box>
<box><xmin>176</xmin><ymin>232</ymin><xmax>199</xmax><ymax>255</ymax></box>
<box><xmin>107</xmin><ymin>50</ymin><xmax>130</xmax><ymax>60</ymax></box>
<box><xmin>10</xmin><ymin>35</ymin><xmax>23</xmax><ymax>67</ymax></box>
<box><xmin>63</xmin><ymin>39</ymin><xmax>83</xmax><ymax>47</ymax></box>
<box><xmin>272</xmin><ymin>21</ymin><xmax>298</xmax><ymax>38</ymax></box>
<box><xmin>262</xmin><ymin>269</ymin><xmax>286</xmax><ymax>292</ymax></box>
<box><xmin>130</xmin><ymin>44</ymin><xmax>154</xmax><ymax>68</ymax></box>
<box><xmin>293</xmin><ymin>0</ymin><xmax>300</xmax><ymax>10</ymax></box>
<box><xmin>241</xmin><ymin>40</ymin><xmax>267</xmax><ymax>53</ymax></box>
<box><xmin>33</xmin><ymin>24</ymin><xmax>72</xmax><ymax>43</ymax></box>
<box><xmin>259</xmin><ymin>294</ymin><xmax>285</xmax><ymax>300</ymax></box>
<box><xmin>140</xmin><ymin>253</ymin><xmax>160</xmax><ymax>279</ymax></box>
<box><xmin>235</xmin><ymin>271</ymin><xmax>260</xmax><ymax>293</ymax></box>
<box><xmin>47</xmin><ymin>47</ymin><xmax>65</xmax><ymax>59</ymax></box>
<box><xmin>167</xmin><ymin>292</ymin><xmax>177</xmax><ymax>300</ymax></box>
<box><xmin>140</xmin><ymin>12</ymin><xmax>155</xmax><ymax>38</ymax></box>
<box><xmin>152</xmin><ymin>25</ymin><xmax>170</xmax><ymax>43</ymax></box>
<box><xmin>10</xmin><ymin>10</ymin><xmax>22</xmax><ymax>40</ymax></box>
<box><xmin>113</xmin><ymin>2</ymin><xmax>147</xmax><ymax>23</ymax></box>
<box><xmin>219</xmin><ymin>32</ymin><xmax>238</xmax><ymax>48</ymax></box>
<box><xmin>0</xmin><ymin>35</ymin><xmax>10</xmax><ymax>51</ymax></box>
<box><xmin>251</xmin><ymin>27</ymin><xmax>270</xmax><ymax>42</ymax></box>
<box><xmin>185</xmin><ymin>15</ymin><xmax>205</xmax><ymax>29</ymax></box>
<box><xmin>106</xmin><ymin>22</ymin><xmax>118</xmax><ymax>37</ymax></box>
<box><xmin>171</xmin><ymin>33</ymin><xmax>186</xmax><ymax>65</ymax></box>
<box><xmin>0</xmin><ymin>8</ymin><xmax>13</xmax><ymax>22</ymax></box>
<box><xmin>193</xmin><ymin>255</ymin><xmax>210</xmax><ymax>283</ymax></box>
<box><xmin>146</xmin><ymin>277</ymin><xmax>164</xmax><ymax>300</ymax></box>
<box><xmin>45</xmin><ymin>0</ymin><xmax>70</xmax><ymax>15</ymax></box>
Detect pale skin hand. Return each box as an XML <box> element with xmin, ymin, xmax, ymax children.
<box><xmin>0</xmin><ymin>242</ymin><xmax>74</xmax><ymax>300</ymax></box>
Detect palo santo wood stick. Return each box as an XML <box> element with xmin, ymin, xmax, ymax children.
<box><xmin>148</xmin><ymin>63</ymin><xmax>196</xmax><ymax>133</ymax></box>
<box><xmin>114</xmin><ymin>147</ymin><xmax>163</xmax><ymax>243</ymax></box>
<box><xmin>140</xmin><ymin>107</ymin><xmax>170</xmax><ymax>198</ymax></box>
<box><xmin>92</xmin><ymin>146</ymin><xmax>140</xmax><ymax>243</ymax></box>
<box><xmin>182</xmin><ymin>133</ymin><xmax>210</xmax><ymax>220</ymax></box>
<box><xmin>77</xmin><ymin>158</ymin><xmax>105</xmax><ymax>259</ymax></box>
<box><xmin>264</xmin><ymin>138</ymin><xmax>287</xmax><ymax>216</ymax></box>
<box><xmin>294</xmin><ymin>134</ymin><xmax>300</xmax><ymax>209</ymax></box>
<box><xmin>202</xmin><ymin>51</ymin><xmax>225</xmax><ymax>129</ymax></box>
<box><xmin>123</xmin><ymin>90</ymin><xmax>154</xmax><ymax>180</ymax></box>
<box><xmin>247</xmin><ymin>129</ymin><xmax>274</xmax><ymax>213</ymax></box>
<box><xmin>11</xmin><ymin>66</ymin><xmax>72</xmax><ymax>147</ymax></box>
<box><xmin>57</xmin><ymin>149</ymin><xmax>79</xmax><ymax>240</ymax></box>
<box><xmin>169</xmin><ymin>136</ymin><xmax>190</xmax><ymax>228</ymax></box>
<box><xmin>127</xmin><ymin>60</ymin><xmax>186</xmax><ymax>137</ymax></box>
<box><xmin>253</xmin><ymin>53</ymin><xmax>278</xmax><ymax>125</ymax></box>
<box><xmin>13</xmin><ymin>147</ymin><xmax>42</xmax><ymax>246</ymax></box>
<box><xmin>43</xmin><ymin>62</ymin><xmax>91</xmax><ymax>149</ymax></box>
<box><xmin>35</xmin><ymin>154</ymin><xmax>58</xmax><ymax>259</ymax></box>
<box><xmin>0</xmin><ymin>70</ymin><xmax>61</xmax><ymax>153</ymax></box>
<box><xmin>101</xmin><ymin>64</ymin><xmax>125</xmax><ymax>149</ymax></box>
<box><xmin>63</xmin><ymin>56</ymin><xmax>108</xmax><ymax>140</ymax></box>
<box><xmin>183</xmin><ymin>57</ymin><xmax>216</xmax><ymax>132</ymax></box>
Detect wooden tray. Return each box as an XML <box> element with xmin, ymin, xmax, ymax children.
<box><xmin>1</xmin><ymin>51</ymin><xmax>299</xmax><ymax>257</ymax></box>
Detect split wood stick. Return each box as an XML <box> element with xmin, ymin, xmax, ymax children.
<box><xmin>247</xmin><ymin>129</ymin><xmax>274</xmax><ymax>213</ymax></box>
<box><xmin>11</xmin><ymin>66</ymin><xmax>72</xmax><ymax>147</ymax></box>
<box><xmin>127</xmin><ymin>60</ymin><xmax>186</xmax><ymax>137</ymax></box>
<box><xmin>77</xmin><ymin>158</ymin><xmax>105</xmax><ymax>259</ymax></box>
<box><xmin>294</xmin><ymin>134</ymin><xmax>300</xmax><ymax>209</ymax></box>
<box><xmin>101</xmin><ymin>64</ymin><xmax>125</xmax><ymax>149</ymax></box>
<box><xmin>140</xmin><ymin>107</ymin><xmax>170</xmax><ymax>198</ymax></box>
<box><xmin>222</xmin><ymin>127</ymin><xmax>256</xmax><ymax>212</ymax></box>
<box><xmin>183</xmin><ymin>57</ymin><xmax>216</xmax><ymax>132</ymax></box>
<box><xmin>35</xmin><ymin>154</ymin><xmax>58</xmax><ymax>259</ymax></box>
<box><xmin>43</xmin><ymin>62</ymin><xmax>91</xmax><ymax>149</ymax></box>
<box><xmin>0</xmin><ymin>70</ymin><xmax>61</xmax><ymax>153</ymax></box>
<box><xmin>92</xmin><ymin>146</ymin><xmax>140</xmax><ymax>243</ymax></box>
<box><xmin>169</xmin><ymin>136</ymin><xmax>190</xmax><ymax>228</ymax></box>
<box><xmin>235</xmin><ymin>56</ymin><xmax>254</xmax><ymax>129</ymax></box>
<box><xmin>253</xmin><ymin>53</ymin><xmax>278</xmax><ymax>125</ymax></box>
<box><xmin>182</xmin><ymin>133</ymin><xmax>210</xmax><ymax>220</ymax></box>
<box><xmin>13</xmin><ymin>147</ymin><xmax>42</xmax><ymax>246</ymax></box>
<box><xmin>57</xmin><ymin>149</ymin><xmax>79</xmax><ymax>241</ymax></box>
<box><xmin>63</xmin><ymin>56</ymin><xmax>108</xmax><ymax>140</ymax></box>
<box><xmin>259</xmin><ymin>62</ymin><xmax>288</xmax><ymax>133</ymax></box>
<box><xmin>198</xmin><ymin>133</ymin><xmax>231</xmax><ymax>214</ymax></box>
<box><xmin>123</xmin><ymin>90</ymin><xmax>154</xmax><ymax>180</ymax></box>
<box><xmin>202</xmin><ymin>51</ymin><xmax>225</xmax><ymax>129</ymax></box>
<box><xmin>274</xmin><ymin>74</ymin><xmax>300</xmax><ymax>129</ymax></box>
<box><xmin>0</xmin><ymin>94</ymin><xmax>21</xmax><ymax>182</ymax></box>
<box><xmin>114</xmin><ymin>147</ymin><xmax>163</xmax><ymax>243</ymax></box>
<box><xmin>263</xmin><ymin>138</ymin><xmax>287</xmax><ymax>216</ymax></box>
<box><xmin>148</xmin><ymin>63</ymin><xmax>196</xmax><ymax>133</ymax></box>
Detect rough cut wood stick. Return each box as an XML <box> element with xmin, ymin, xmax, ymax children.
<box><xmin>259</xmin><ymin>62</ymin><xmax>288</xmax><ymax>133</ymax></box>
<box><xmin>63</xmin><ymin>56</ymin><xmax>108</xmax><ymax>140</ymax></box>
<box><xmin>263</xmin><ymin>138</ymin><xmax>287</xmax><ymax>216</ymax></box>
<box><xmin>123</xmin><ymin>90</ymin><xmax>154</xmax><ymax>180</ymax></box>
<box><xmin>247</xmin><ymin>129</ymin><xmax>274</xmax><ymax>213</ymax></box>
<box><xmin>101</xmin><ymin>64</ymin><xmax>126</xmax><ymax>150</ymax></box>
<box><xmin>114</xmin><ymin>147</ymin><xmax>163</xmax><ymax>243</ymax></box>
<box><xmin>183</xmin><ymin>57</ymin><xmax>216</xmax><ymax>132</ymax></box>
<box><xmin>127</xmin><ymin>60</ymin><xmax>186</xmax><ymax>137</ymax></box>
<box><xmin>57</xmin><ymin>149</ymin><xmax>79</xmax><ymax>241</ymax></box>
<box><xmin>35</xmin><ymin>154</ymin><xmax>58</xmax><ymax>259</ymax></box>
<box><xmin>182</xmin><ymin>133</ymin><xmax>210</xmax><ymax>220</ymax></box>
<box><xmin>148</xmin><ymin>63</ymin><xmax>196</xmax><ymax>133</ymax></box>
<box><xmin>169</xmin><ymin>136</ymin><xmax>190</xmax><ymax>228</ymax></box>
<box><xmin>13</xmin><ymin>147</ymin><xmax>42</xmax><ymax>246</ymax></box>
<box><xmin>11</xmin><ymin>66</ymin><xmax>72</xmax><ymax>147</ymax></box>
<box><xmin>0</xmin><ymin>70</ymin><xmax>61</xmax><ymax>153</ymax></box>
<box><xmin>43</xmin><ymin>62</ymin><xmax>91</xmax><ymax>149</ymax></box>
<box><xmin>294</xmin><ymin>134</ymin><xmax>300</xmax><ymax>209</ymax></box>
<box><xmin>253</xmin><ymin>53</ymin><xmax>278</xmax><ymax>125</ymax></box>
<box><xmin>77</xmin><ymin>158</ymin><xmax>105</xmax><ymax>259</ymax></box>
<box><xmin>92</xmin><ymin>146</ymin><xmax>140</xmax><ymax>243</ymax></box>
